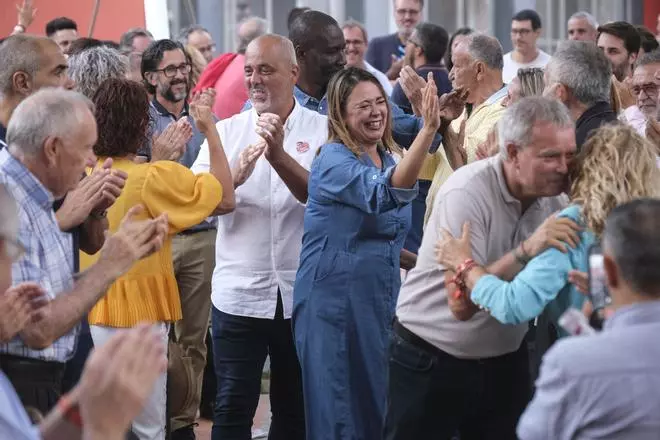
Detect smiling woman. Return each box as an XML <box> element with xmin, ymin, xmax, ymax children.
<box><xmin>291</xmin><ymin>66</ymin><xmax>440</xmax><ymax>440</ymax></box>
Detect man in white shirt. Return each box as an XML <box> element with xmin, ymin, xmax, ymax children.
<box><xmin>503</xmin><ymin>9</ymin><xmax>551</xmax><ymax>83</ymax></box>
<box><xmin>342</xmin><ymin>19</ymin><xmax>393</xmax><ymax>95</ymax></box>
<box><xmin>191</xmin><ymin>34</ymin><xmax>328</xmax><ymax>440</ymax></box>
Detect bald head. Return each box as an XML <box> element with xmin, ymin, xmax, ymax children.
<box><xmin>247</xmin><ymin>34</ymin><xmax>297</xmax><ymax>67</ymax></box>
<box><xmin>237</xmin><ymin>17</ymin><xmax>268</xmax><ymax>54</ymax></box>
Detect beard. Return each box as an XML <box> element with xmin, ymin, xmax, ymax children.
<box><xmin>611</xmin><ymin>61</ymin><xmax>629</xmax><ymax>82</ymax></box>
<box><xmin>160</xmin><ymin>79</ymin><xmax>188</xmax><ymax>103</ymax></box>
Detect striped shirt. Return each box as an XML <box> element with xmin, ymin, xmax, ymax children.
<box><xmin>0</xmin><ymin>149</ymin><xmax>78</xmax><ymax>362</ymax></box>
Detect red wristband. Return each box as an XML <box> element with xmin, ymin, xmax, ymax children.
<box><xmin>57</xmin><ymin>394</ymin><xmax>83</xmax><ymax>428</ymax></box>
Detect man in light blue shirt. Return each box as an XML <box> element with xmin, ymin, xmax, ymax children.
<box><xmin>518</xmin><ymin>198</ymin><xmax>660</xmax><ymax>439</ymax></box>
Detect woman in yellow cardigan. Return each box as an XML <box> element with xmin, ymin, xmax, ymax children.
<box><xmin>81</xmin><ymin>78</ymin><xmax>234</xmax><ymax>440</ymax></box>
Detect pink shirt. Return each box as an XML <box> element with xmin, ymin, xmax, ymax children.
<box><xmin>213</xmin><ymin>54</ymin><xmax>248</xmax><ymax>120</ymax></box>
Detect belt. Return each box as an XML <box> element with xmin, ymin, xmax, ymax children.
<box><xmin>178</xmin><ymin>227</ymin><xmax>216</xmax><ymax>235</ymax></box>
<box><xmin>393</xmin><ymin>318</ymin><xmax>443</xmax><ymax>358</ymax></box>
<box><xmin>0</xmin><ymin>354</ymin><xmax>65</xmax><ymax>383</ymax></box>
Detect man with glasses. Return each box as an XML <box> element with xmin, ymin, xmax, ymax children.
<box><xmin>503</xmin><ymin>9</ymin><xmax>551</xmax><ymax>84</ymax></box>
<box><xmin>140</xmin><ymin>39</ymin><xmax>219</xmax><ymax>440</ymax></box>
<box><xmin>366</xmin><ymin>0</ymin><xmax>423</xmax><ymax>80</ymax></box>
<box><xmin>178</xmin><ymin>25</ymin><xmax>216</xmax><ymax>64</ymax></box>
<box><xmin>342</xmin><ymin>19</ymin><xmax>393</xmax><ymax>95</ymax></box>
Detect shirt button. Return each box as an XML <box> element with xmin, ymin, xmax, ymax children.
<box><xmin>372</xmin><ymin>175</ymin><xmax>378</xmax><ymax>180</ymax></box>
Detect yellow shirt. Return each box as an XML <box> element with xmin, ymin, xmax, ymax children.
<box><xmin>424</xmin><ymin>87</ymin><xmax>508</xmax><ymax>225</ymax></box>
<box><xmin>83</xmin><ymin>158</ymin><xmax>222</xmax><ymax>327</ymax></box>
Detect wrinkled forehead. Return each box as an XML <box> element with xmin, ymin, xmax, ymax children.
<box><xmin>633</xmin><ymin>63</ymin><xmax>660</xmax><ymax>83</ymax></box>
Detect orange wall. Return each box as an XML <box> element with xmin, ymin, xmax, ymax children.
<box><xmin>644</xmin><ymin>0</ymin><xmax>660</xmax><ymax>35</ymax></box>
<box><xmin>2</xmin><ymin>0</ymin><xmax>146</xmax><ymax>42</ymax></box>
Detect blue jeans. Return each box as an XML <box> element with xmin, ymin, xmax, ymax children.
<box><xmin>211</xmin><ymin>294</ymin><xmax>305</xmax><ymax>440</ymax></box>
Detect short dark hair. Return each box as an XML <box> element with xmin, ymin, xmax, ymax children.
<box><xmin>446</xmin><ymin>27</ymin><xmax>473</xmax><ymax>71</ymax></box>
<box><xmin>604</xmin><ymin>198</ymin><xmax>660</xmax><ymax>297</ymax></box>
<box><xmin>120</xmin><ymin>27</ymin><xmax>154</xmax><ymax>52</ymax></box>
<box><xmin>92</xmin><ymin>78</ymin><xmax>150</xmax><ymax>157</ymax></box>
<box><xmin>45</xmin><ymin>17</ymin><xmax>78</xmax><ymax>37</ymax></box>
<box><xmin>287</xmin><ymin>7</ymin><xmax>311</xmax><ymax>31</ymax></box>
<box><xmin>635</xmin><ymin>25</ymin><xmax>660</xmax><ymax>54</ymax></box>
<box><xmin>414</xmin><ymin>23</ymin><xmax>449</xmax><ymax>65</ymax></box>
<box><xmin>598</xmin><ymin>21</ymin><xmax>641</xmax><ymax>55</ymax></box>
<box><xmin>512</xmin><ymin>9</ymin><xmax>542</xmax><ymax>31</ymax></box>
<box><xmin>66</xmin><ymin>38</ymin><xmax>104</xmax><ymax>56</ymax></box>
<box><xmin>289</xmin><ymin>10</ymin><xmax>339</xmax><ymax>51</ymax></box>
<box><xmin>140</xmin><ymin>39</ymin><xmax>189</xmax><ymax>94</ymax></box>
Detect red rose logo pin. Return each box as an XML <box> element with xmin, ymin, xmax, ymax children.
<box><xmin>296</xmin><ymin>141</ymin><xmax>310</xmax><ymax>153</ymax></box>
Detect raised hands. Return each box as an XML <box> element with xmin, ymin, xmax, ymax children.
<box><xmin>190</xmin><ymin>89</ymin><xmax>217</xmax><ymax>134</ymax></box>
<box><xmin>56</xmin><ymin>159</ymin><xmax>127</xmax><ymax>231</ymax></box>
<box><xmin>233</xmin><ymin>141</ymin><xmax>267</xmax><ymax>188</ymax></box>
<box><xmin>438</xmin><ymin>87</ymin><xmax>469</xmax><ymax>122</ymax></box>
<box><xmin>76</xmin><ymin>324</ymin><xmax>168</xmax><ymax>439</ymax></box>
<box><xmin>421</xmin><ymin>73</ymin><xmax>441</xmax><ymax>131</ymax></box>
<box><xmin>256</xmin><ymin>113</ymin><xmax>285</xmax><ymax>161</ymax></box>
<box><xmin>151</xmin><ymin>119</ymin><xmax>193</xmax><ymax>162</ymax></box>
<box><xmin>16</xmin><ymin>0</ymin><xmax>37</xmax><ymax>31</ymax></box>
<box><xmin>0</xmin><ymin>282</ymin><xmax>48</xmax><ymax>342</ymax></box>
<box><xmin>399</xmin><ymin>66</ymin><xmax>427</xmax><ymax>116</ymax></box>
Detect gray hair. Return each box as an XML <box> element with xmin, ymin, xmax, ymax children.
<box><xmin>498</xmin><ymin>96</ymin><xmax>574</xmax><ymax>157</ymax></box>
<box><xmin>237</xmin><ymin>17</ymin><xmax>268</xmax><ymax>54</ymax></box>
<box><xmin>342</xmin><ymin>19</ymin><xmax>368</xmax><ymax>43</ymax></box>
<box><xmin>68</xmin><ymin>46</ymin><xmax>129</xmax><ymax>99</ymax></box>
<box><xmin>569</xmin><ymin>11</ymin><xmax>599</xmax><ymax>29</ymax></box>
<box><xmin>466</xmin><ymin>33</ymin><xmax>503</xmax><ymax>71</ymax></box>
<box><xmin>636</xmin><ymin>49</ymin><xmax>660</xmax><ymax>68</ymax></box>
<box><xmin>0</xmin><ymin>35</ymin><xmax>50</xmax><ymax>99</ymax></box>
<box><xmin>177</xmin><ymin>25</ymin><xmax>211</xmax><ymax>45</ymax></box>
<box><xmin>247</xmin><ymin>34</ymin><xmax>297</xmax><ymax>66</ymax></box>
<box><xmin>546</xmin><ymin>40</ymin><xmax>612</xmax><ymax>106</ymax></box>
<box><xmin>7</xmin><ymin>89</ymin><xmax>94</xmax><ymax>157</ymax></box>
<box><xmin>119</xmin><ymin>27</ymin><xmax>153</xmax><ymax>53</ymax></box>
<box><xmin>603</xmin><ymin>199</ymin><xmax>660</xmax><ymax>297</ymax></box>
<box><xmin>0</xmin><ymin>185</ymin><xmax>18</xmax><ymax>247</ymax></box>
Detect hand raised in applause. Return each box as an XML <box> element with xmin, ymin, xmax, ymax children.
<box><xmin>255</xmin><ymin>113</ymin><xmax>285</xmax><ymax>162</ymax></box>
<box><xmin>151</xmin><ymin>119</ymin><xmax>193</xmax><ymax>162</ymax></box>
<box><xmin>233</xmin><ymin>141</ymin><xmax>267</xmax><ymax>188</ymax></box>
<box><xmin>420</xmin><ymin>73</ymin><xmax>441</xmax><ymax>131</ymax></box>
<box><xmin>190</xmin><ymin>89</ymin><xmax>216</xmax><ymax>134</ymax></box>
<box><xmin>438</xmin><ymin>87</ymin><xmax>468</xmax><ymax>122</ymax></box>
<box><xmin>0</xmin><ymin>283</ymin><xmax>48</xmax><ymax>343</ymax></box>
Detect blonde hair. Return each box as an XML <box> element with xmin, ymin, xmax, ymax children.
<box><xmin>326</xmin><ymin>67</ymin><xmax>402</xmax><ymax>157</ymax></box>
<box><xmin>570</xmin><ymin>124</ymin><xmax>660</xmax><ymax>236</ymax></box>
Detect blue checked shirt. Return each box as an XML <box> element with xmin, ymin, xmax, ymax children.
<box><xmin>0</xmin><ymin>149</ymin><xmax>78</xmax><ymax>362</ymax></box>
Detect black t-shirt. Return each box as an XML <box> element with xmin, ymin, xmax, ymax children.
<box><xmin>575</xmin><ymin>101</ymin><xmax>618</xmax><ymax>151</ymax></box>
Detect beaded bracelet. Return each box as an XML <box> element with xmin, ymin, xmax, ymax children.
<box><xmin>450</xmin><ymin>258</ymin><xmax>477</xmax><ymax>291</ymax></box>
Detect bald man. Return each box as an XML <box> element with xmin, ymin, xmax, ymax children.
<box><xmin>191</xmin><ymin>34</ymin><xmax>328</xmax><ymax>440</ymax></box>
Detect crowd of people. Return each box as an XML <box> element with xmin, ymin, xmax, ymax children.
<box><xmin>1</xmin><ymin>0</ymin><xmax>660</xmax><ymax>439</ymax></box>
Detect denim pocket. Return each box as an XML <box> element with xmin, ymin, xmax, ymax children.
<box><xmin>389</xmin><ymin>333</ymin><xmax>434</xmax><ymax>372</ymax></box>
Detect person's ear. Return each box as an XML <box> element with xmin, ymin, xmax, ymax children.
<box><xmin>629</xmin><ymin>52</ymin><xmax>638</xmax><ymax>68</ymax></box>
<box><xmin>603</xmin><ymin>253</ymin><xmax>621</xmax><ymax>292</ymax></box>
<box><xmin>42</xmin><ymin>136</ymin><xmax>62</xmax><ymax>168</ymax></box>
<box><xmin>506</xmin><ymin>142</ymin><xmax>519</xmax><ymax>164</ymax></box>
<box><xmin>12</xmin><ymin>71</ymin><xmax>33</xmax><ymax>97</ymax></box>
<box><xmin>295</xmin><ymin>45</ymin><xmax>305</xmax><ymax>64</ymax></box>
<box><xmin>144</xmin><ymin>71</ymin><xmax>158</xmax><ymax>87</ymax></box>
<box><xmin>291</xmin><ymin>64</ymin><xmax>300</xmax><ymax>83</ymax></box>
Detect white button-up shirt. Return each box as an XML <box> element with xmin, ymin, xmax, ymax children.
<box><xmin>191</xmin><ymin>99</ymin><xmax>328</xmax><ymax>319</ymax></box>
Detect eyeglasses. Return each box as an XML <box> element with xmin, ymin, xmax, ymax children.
<box><xmin>153</xmin><ymin>63</ymin><xmax>192</xmax><ymax>78</ymax></box>
<box><xmin>1</xmin><ymin>235</ymin><xmax>25</xmax><ymax>262</ymax></box>
<box><xmin>631</xmin><ymin>83</ymin><xmax>659</xmax><ymax>97</ymax></box>
<box><xmin>396</xmin><ymin>8</ymin><xmax>420</xmax><ymax>17</ymax></box>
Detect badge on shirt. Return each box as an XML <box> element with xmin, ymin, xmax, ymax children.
<box><xmin>296</xmin><ymin>141</ymin><xmax>310</xmax><ymax>153</ymax></box>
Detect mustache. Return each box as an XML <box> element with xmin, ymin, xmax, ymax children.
<box><xmin>170</xmin><ymin>79</ymin><xmax>187</xmax><ymax>86</ymax></box>
<box><xmin>250</xmin><ymin>85</ymin><xmax>267</xmax><ymax>93</ymax></box>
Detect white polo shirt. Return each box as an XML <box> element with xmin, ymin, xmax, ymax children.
<box><xmin>191</xmin><ymin>99</ymin><xmax>328</xmax><ymax>319</ymax></box>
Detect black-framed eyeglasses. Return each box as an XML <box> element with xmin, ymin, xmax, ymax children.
<box><xmin>153</xmin><ymin>63</ymin><xmax>192</xmax><ymax>78</ymax></box>
<box><xmin>1</xmin><ymin>235</ymin><xmax>25</xmax><ymax>262</ymax></box>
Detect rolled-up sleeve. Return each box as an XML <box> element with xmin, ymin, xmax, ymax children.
<box><xmin>470</xmin><ymin>247</ymin><xmax>574</xmax><ymax>324</ymax></box>
<box><xmin>313</xmin><ymin>143</ymin><xmax>418</xmax><ymax>214</ymax></box>
<box><xmin>390</xmin><ymin>102</ymin><xmax>442</xmax><ymax>153</ymax></box>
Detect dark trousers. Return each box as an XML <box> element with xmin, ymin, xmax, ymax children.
<box><xmin>384</xmin><ymin>321</ymin><xmax>531</xmax><ymax>440</ymax></box>
<box><xmin>0</xmin><ymin>354</ymin><xmax>65</xmax><ymax>417</ymax></box>
<box><xmin>211</xmin><ymin>294</ymin><xmax>305</xmax><ymax>440</ymax></box>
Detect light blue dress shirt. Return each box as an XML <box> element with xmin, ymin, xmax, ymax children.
<box><xmin>470</xmin><ymin>205</ymin><xmax>593</xmax><ymax>329</ymax></box>
<box><xmin>518</xmin><ymin>300</ymin><xmax>660</xmax><ymax>439</ymax></box>
<box><xmin>0</xmin><ymin>371</ymin><xmax>40</xmax><ymax>440</ymax></box>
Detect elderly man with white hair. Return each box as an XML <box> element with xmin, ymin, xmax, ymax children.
<box><xmin>0</xmin><ymin>88</ymin><xmax>167</xmax><ymax>418</ymax></box>
<box><xmin>386</xmin><ymin>97</ymin><xmax>578</xmax><ymax>439</ymax></box>
<box><xmin>567</xmin><ymin>11</ymin><xmax>599</xmax><ymax>42</ymax></box>
<box><xmin>191</xmin><ymin>33</ymin><xmax>327</xmax><ymax>439</ymax></box>
<box><xmin>0</xmin><ymin>184</ymin><xmax>170</xmax><ymax>440</ymax></box>
<box><xmin>543</xmin><ymin>40</ymin><xmax>617</xmax><ymax>149</ymax></box>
